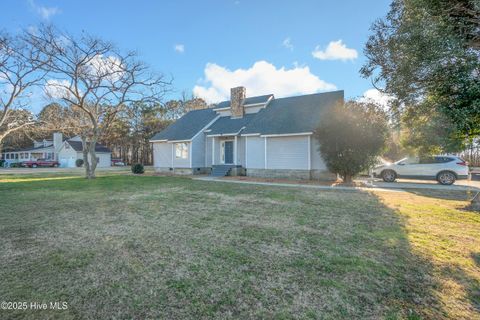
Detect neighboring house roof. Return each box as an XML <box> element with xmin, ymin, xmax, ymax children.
<box><xmin>242</xmin><ymin>90</ymin><xmax>344</xmax><ymax>135</ymax></box>
<box><xmin>150</xmin><ymin>108</ymin><xmax>218</xmax><ymax>141</ymax></box>
<box><xmin>214</xmin><ymin>94</ymin><xmax>273</xmax><ymax>109</ymax></box>
<box><xmin>66</xmin><ymin>140</ymin><xmax>111</xmax><ymax>153</ymax></box>
<box><xmin>207</xmin><ymin>113</ymin><xmax>256</xmax><ymax>135</ymax></box>
<box><xmin>4</xmin><ymin>145</ymin><xmax>55</xmax><ymax>153</ymax></box>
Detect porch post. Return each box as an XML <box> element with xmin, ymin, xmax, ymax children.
<box><xmin>189</xmin><ymin>142</ymin><xmax>192</xmax><ymax>168</ymax></box>
<box><xmin>308</xmin><ymin>135</ymin><xmax>311</xmax><ymax>170</ymax></box>
<box><xmin>171</xmin><ymin>143</ymin><xmax>174</xmax><ymax>168</ymax></box>
<box><xmin>234</xmin><ymin>136</ymin><xmax>237</xmax><ymax>165</ymax></box>
<box><xmin>264</xmin><ymin>137</ymin><xmax>267</xmax><ymax>169</ymax></box>
<box><xmin>211</xmin><ymin>137</ymin><xmax>215</xmax><ymax>165</ymax></box>
<box><xmin>245</xmin><ymin>136</ymin><xmax>248</xmax><ymax>168</ymax></box>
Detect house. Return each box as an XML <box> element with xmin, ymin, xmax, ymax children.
<box><xmin>150</xmin><ymin>87</ymin><xmax>343</xmax><ymax>179</ymax></box>
<box><xmin>1</xmin><ymin>133</ymin><xmax>112</xmax><ymax>168</ymax></box>
<box><xmin>57</xmin><ymin>136</ymin><xmax>112</xmax><ymax>168</ymax></box>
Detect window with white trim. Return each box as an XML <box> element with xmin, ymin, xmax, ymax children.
<box><xmin>175</xmin><ymin>143</ymin><xmax>188</xmax><ymax>159</ymax></box>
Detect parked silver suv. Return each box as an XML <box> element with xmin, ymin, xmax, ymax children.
<box><xmin>372</xmin><ymin>156</ymin><xmax>469</xmax><ymax>185</ymax></box>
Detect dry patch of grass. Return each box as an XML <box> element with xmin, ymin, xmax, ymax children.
<box><xmin>0</xmin><ymin>174</ymin><xmax>478</xmax><ymax>319</ymax></box>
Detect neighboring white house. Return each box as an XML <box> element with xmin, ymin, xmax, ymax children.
<box><xmin>150</xmin><ymin>87</ymin><xmax>342</xmax><ymax>180</ymax></box>
<box><xmin>1</xmin><ymin>133</ymin><xmax>62</xmax><ymax>164</ymax></box>
<box><xmin>57</xmin><ymin>136</ymin><xmax>112</xmax><ymax>168</ymax></box>
<box><xmin>1</xmin><ymin>133</ymin><xmax>111</xmax><ymax>168</ymax></box>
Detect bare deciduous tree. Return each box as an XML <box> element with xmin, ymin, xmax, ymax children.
<box><xmin>26</xmin><ymin>26</ymin><xmax>170</xmax><ymax>178</ymax></box>
<box><xmin>0</xmin><ymin>31</ymin><xmax>47</xmax><ymax>151</ymax></box>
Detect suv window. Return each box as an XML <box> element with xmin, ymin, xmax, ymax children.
<box><xmin>434</xmin><ymin>157</ymin><xmax>454</xmax><ymax>163</ymax></box>
<box><xmin>400</xmin><ymin>157</ymin><xmax>419</xmax><ymax>165</ymax></box>
<box><xmin>419</xmin><ymin>157</ymin><xmax>436</xmax><ymax>164</ymax></box>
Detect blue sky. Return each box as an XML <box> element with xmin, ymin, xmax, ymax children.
<box><xmin>2</xmin><ymin>0</ymin><xmax>392</xmax><ymax>112</ymax></box>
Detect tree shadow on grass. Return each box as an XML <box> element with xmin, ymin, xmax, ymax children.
<box><xmin>366</xmin><ymin>190</ymin><xmax>480</xmax><ymax>319</ymax></box>
<box><xmin>401</xmin><ymin>188</ymin><xmax>475</xmax><ymax>201</ymax></box>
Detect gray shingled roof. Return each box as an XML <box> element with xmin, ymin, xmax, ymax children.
<box><xmin>207</xmin><ymin>113</ymin><xmax>256</xmax><ymax>135</ymax></box>
<box><xmin>150</xmin><ymin>108</ymin><xmax>218</xmax><ymax>141</ymax></box>
<box><xmin>8</xmin><ymin>145</ymin><xmax>54</xmax><ymax>152</ymax></box>
<box><xmin>67</xmin><ymin>140</ymin><xmax>111</xmax><ymax>153</ymax></box>
<box><xmin>242</xmin><ymin>91</ymin><xmax>344</xmax><ymax>135</ymax></box>
<box><xmin>150</xmin><ymin>91</ymin><xmax>344</xmax><ymax>141</ymax></box>
<box><xmin>214</xmin><ymin>94</ymin><xmax>273</xmax><ymax>109</ymax></box>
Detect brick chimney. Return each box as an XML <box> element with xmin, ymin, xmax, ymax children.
<box><xmin>230</xmin><ymin>86</ymin><xmax>246</xmax><ymax>118</ymax></box>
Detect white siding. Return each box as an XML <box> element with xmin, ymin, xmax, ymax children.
<box><xmin>245</xmin><ymin>136</ymin><xmax>265</xmax><ymax>169</ymax></box>
<box><xmin>58</xmin><ymin>143</ymin><xmax>78</xmax><ymax>168</ymax></box>
<box><xmin>213</xmin><ymin>138</ymin><xmax>222</xmax><ymax>165</ymax></box>
<box><xmin>191</xmin><ymin>133</ymin><xmax>206</xmax><ymax>167</ymax></box>
<box><xmin>153</xmin><ymin>142</ymin><xmax>172</xmax><ymax>168</ymax></box>
<box><xmin>173</xmin><ymin>142</ymin><xmax>191</xmax><ymax>168</ymax></box>
<box><xmin>95</xmin><ymin>153</ymin><xmax>111</xmax><ymax>167</ymax></box>
<box><xmin>216</xmin><ymin>110</ymin><xmax>231</xmax><ymax>117</ymax></box>
<box><xmin>245</xmin><ymin>105</ymin><xmax>265</xmax><ymax>114</ymax></box>
<box><xmin>236</xmin><ymin>137</ymin><xmax>246</xmax><ymax>166</ymax></box>
<box><xmin>311</xmin><ymin>137</ymin><xmax>327</xmax><ymax>170</ymax></box>
<box><xmin>205</xmin><ymin>137</ymin><xmax>212</xmax><ymax>167</ymax></box>
<box><xmin>266</xmin><ymin>136</ymin><xmax>309</xmax><ymax>170</ymax></box>
<box><xmin>80</xmin><ymin>152</ymin><xmax>110</xmax><ymax>168</ymax></box>
<box><xmin>58</xmin><ymin>143</ymin><xmax>111</xmax><ymax>168</ymax></box>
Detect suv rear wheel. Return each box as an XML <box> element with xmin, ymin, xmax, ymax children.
<box><xmin>382</xmin><ymin>169</ymin><xmax>397</xmax><ymax>182</ymax></box>
<box><xmin>437</xmin><ymin>171</ymin><xmax>456</xmax><ymax>185</ymax></box>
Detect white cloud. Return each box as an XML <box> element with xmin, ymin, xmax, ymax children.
<box><xmin>282</xmin><ymin>37</ymin><xmax>293</xmax><ymax>51</ymax></box>
<box><xmin>312</xmin><ymin>40</ymin><xmax>358</xmax><ymax>61</ymax></box>
<box><xmin>26</xmin><ymin>25</ymin><xmax>39</xmax><ymax>35</ymax></box>
<box><xmin>44</xmin><ymin>79</ymin><xmax>71</xmax><ymax>99</ymax></box>
<box><xmin>193</xmin><ymin>60</ymin><xmax>336</xmax><ymax>103</ymax></box>
<box><xmin>174</xmin><ymin>44</ymin><xmax>185</xmax><ymax>53</ymax></box>
<box><xmin>358</xmin><ymin>88</ymin><xmax>394</xmax><ymax>108</ymax></box>
<box><xmin>86</xmin><ymin>55</ymin><xmax>124</xmax><ymax>81</ymax></box>
<box><xmin>28</xmin><ymin>0</ymin><xmax>61</xmax><ymax>20</ymax></box>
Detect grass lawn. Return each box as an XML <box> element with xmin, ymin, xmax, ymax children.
<box><xmin>0</xmin><ymin>173</ymin><xmax>479</xmax><ymax>319</ymax></box>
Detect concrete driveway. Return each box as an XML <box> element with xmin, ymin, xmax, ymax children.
<box><xmin>195</xmin><ymin>176</ymin><xmax>480</xmax><ymax>193</ymax></box>
<box><xmin>357</xmin><ymin>177</ymin><xmax>480</xmax><ymax>191</ymax></box>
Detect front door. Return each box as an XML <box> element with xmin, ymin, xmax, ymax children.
<box><xmin>222</xmin><ymin>141</ymin><xmax>234</xmax><ymax>164</ymax></box>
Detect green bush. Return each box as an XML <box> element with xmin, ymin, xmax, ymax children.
<box><xmin>0</xmin><ymin>159</ymin><xmax>4</xmax><ymax>167</ymax></box>
<box><xmin>314</xmin><ymin>101</ymin><xmax>389</xmax><ymax>183</ymax></box>
<box><xmin>131</xmin><ymin>163</ymin><xmax>144</xmax><ymax>174</ymax></box>
<box><xmin>10</xmin><ymin>162</ymin><xmax>22</xmax><ymax>168</ymax></box>
<box><xmin>75</xmin><ymin>159</ymin><xmax>84</xmax><ymax>167</ymax></box>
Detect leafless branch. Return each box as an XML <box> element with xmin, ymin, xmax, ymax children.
<box><xmin>24</xmin><ymin>25</ymin><xmax>171</xmax><ymax>178</ymax></box>
<box><xmin>0</xmin><ymin>31</ymin><xmax>47</xmax><ymax>145</ymax></box>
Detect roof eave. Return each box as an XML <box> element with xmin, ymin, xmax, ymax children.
<box><xmin>260</xmin><ymin>132</ymin><xmax>313</xmax><ymax>137</ymax></box>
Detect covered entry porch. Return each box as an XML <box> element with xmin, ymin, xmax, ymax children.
<box><xmin>208</xmin><ymin>135</ymin><xmax>244</xmax><ymax>176</ymax></box>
